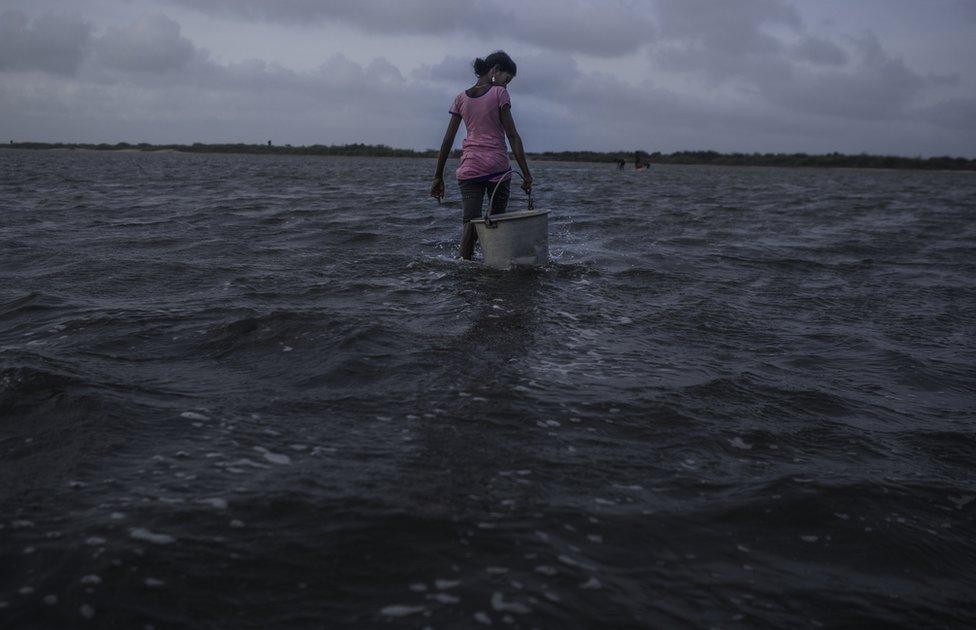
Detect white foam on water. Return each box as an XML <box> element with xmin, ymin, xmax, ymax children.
<box><xmin>145</xmin><ymin>578</ymin><xmax>165</xmax><ymax>588</ymax></box>
<box><xmin>80</xmin><ymin>604</ymin><xmax>95</xmax><ymax>619</ymax></box>
<box><xmin>729</xmin><ymin>437</ymin><xmax>753</xmax><ymax>450</ymax></box>
<box><xmin>380</xmin><ymin>605</ymin><xmax>426</xmax><ymax>617</ymax></box>
<box><xmin>85</xmin><ymin>536</ymin><xmax>106</xmax><ymax>546</ymax></box>
<box><xmin>289</xmin><ymin>444</ymin><xmax>308</xmax><ymax>451</ymax></box>
<box><xmin>534</xmin><ymin>566</ymin><xmax>557</xmax><ymax>576</ymax></box>
<box><xmin>474</xmin><ymin>611</ymin><xmax>492</xmax><ymax>625</ymax></box>
<box><xmin>129</xmin><ymin>528</ymin><xmax>175</xmax><ymax>545</ymax></box>
<box><xmin>180</xmin><ymin>412</ymin><xmax>209</xmax><ymax>421</ymax></box>
<box><xmin>490</xmin><ymin>592</ymin><xmax>530</xmax><ymax>614</ymax></box>
<box><xmin>613</xmin><ymin>484</ymin><xmax>643</xmax><ymax>491</ymax></box>
<box><xmin>80</xmin><ymin>575</ymin><xmax>101</xmax><ymax>585</ymax></box>
<box><xmin>254</xmin><ymin>446</ymin><xmax>291</xmax><ymax>465</ymax></box>
<box><xmin>230</xmin><ymin>519</ymin><xmax>245</xmax><ymax>528</ymax></box>
<box><xmin>948</xmin><ymin>495</ymin><xmax>974</xmax><ymax>509</ymax></box>
<box><xmin>435</xmin><ymin>579</ymin><xmax>460</xmax><ymax>589</ymax></box>
<box><xmin>43</xmin><ymin>594</ymin><xmax>58</xmax><ymax>605</ymax></box>
<box><xmin>198</xmin><ymin>498</ymin><xmax>228</xmax><ymax>509</ymax></box>
<box><xmin>222</xmin><ymin>458</ymin><xmax>269</xmax><ymax>469</ymax></box>
<box><xmin>408</xmin><ymin>583</ymin><xmax>427</xmax><ymax>592</ymax></box>
<box><xmin>580</xmin><ymin>576</ymin><xmax>602</xmax><ymax>589</ymax></box>
<box><xmin>485</xmin><ymin>566</ymin><xmax>508</xmax><ymax>575</ymax></box>
<box><xmin>559</xmin><ymin>554</ymin><xmax>596</xmax><ymax>570</ymax></box>
<box><xmin>427</xmin><ymin>593</ymin><xmax>459</xmax><ymax>604</ymax></box>
<box><xmin>587</xmin><ymin>534</ymin><xmax>603</xmax><ymax>544</ymax></box>
<box><xmin>800</xmin><ymin>535</ymin><xmax>819</xmax><ymax>543</ymax></box>
<box><xmin>18</xmin><ymin>586</ymin><xmax>35</xmax><ymax>595</ymax></box>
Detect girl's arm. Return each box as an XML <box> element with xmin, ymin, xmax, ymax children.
<box><xmin>499</xmin><ymin>105</ymin><xmax>532</xmax><ymax>194</ymax></box>
<box><xmin>431</xmin><ymin>114</ymin><xmax>462</xmax><ymax>201</ymax></box>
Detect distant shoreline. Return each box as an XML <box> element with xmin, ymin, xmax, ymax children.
<box><xmin>3</xmin><ymin>142</ymin><xmax>974</xmax><ymax>172</ymax></box>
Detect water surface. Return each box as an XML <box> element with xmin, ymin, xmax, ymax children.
<box><xmin>1</xmin><ymin>150</ymin><xmax>975</xmax><ymax>627</ymax></box>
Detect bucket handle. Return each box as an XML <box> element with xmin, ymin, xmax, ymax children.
<box><xmin>485</xmin><ymin>170</ymin><xmax>533</xmax><ymax>228</ymax></box>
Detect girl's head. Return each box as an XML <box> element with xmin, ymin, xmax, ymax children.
<box><xmin>473</xmin><ymin>51</ymin><xmax>517</xmax><ymax>86</ymax></box>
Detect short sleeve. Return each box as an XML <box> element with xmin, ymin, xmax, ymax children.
<box><xmin>449</xmin><ymin>93</ymin><xmax>462</xmax><ymax>116</ymax></box>
<box><xmin>496</xmin><ymin>87</ymin><xmax>511</xmax><ymax>109</ymax></box>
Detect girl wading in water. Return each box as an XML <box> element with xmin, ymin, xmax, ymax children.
<box><xmin>430</xmin><ymin>51</ymin><xmax>533</xmax><ymax>259</ymax></box>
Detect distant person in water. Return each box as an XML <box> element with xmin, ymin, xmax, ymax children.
<box><xmin>635</xmin><ymin>151</ymin><xmax>647</xmax><ymax>170</ymax></box>
<box><xmin>617</xmin><ymin>158</ymin><xmax>626</xmax><ymax>170</ymax></box>
<box><xmin>430</xmin><ymin>50</ymin><xmax>533</xmax><ymax>260</ymax></box>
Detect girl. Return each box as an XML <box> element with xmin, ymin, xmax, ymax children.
<box><xmin>430</xmin><ymin>51</ymin><xmax>533</xmax><ymax>260</ymax></box>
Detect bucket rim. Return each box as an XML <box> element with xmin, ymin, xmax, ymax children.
<box><xmin>469</xmin><ymin>209</ymin><xmax>550</xmax><ymax>225</ymax></box>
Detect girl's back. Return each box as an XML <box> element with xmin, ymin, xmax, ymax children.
<box><xmin>450</xmin><ymin>85</ymin><xmax>511</xmax><ymax>181</ymax></box>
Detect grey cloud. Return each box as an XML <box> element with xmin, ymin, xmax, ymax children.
<box><xmin>93</xmin><ymin>14</ymin><xmax>198</xmax><ymax>73</ymax></box>
<box><xmin>915</xmin><ymin>97</ymin><xmax>976</xmax><ymax>131</ymax></box>
<box><xmin>790</xmin><ymin>36</ymin><xmax>848</xmax><ymax>66</ymax></box>
<box><xmin>2</xmin><ymin>2</ymin><xmax>972</xmax><ymax>156</ymax></box>
<box><xmin>504</xmin><ymin>3</ymin><xmax>655</xmax><ymax>57</ymax></box>
<box><xmin>0</xmin><ymin>10</ymin><xmax>92</xmax><ymax>75</ymax></box>
<box><xmin>0</xmin><ymin>49</ymin><xmax>446</xmax><ymax>147</ymax></box>
<box><xmin>412</xmin><ymin>55</ymin><xmax>475</xmax><ymax>85</ymax></box>
<box><xmin>650</xmin><ymin>0</ymin><xmax>802</xmax><ymax>83</ymax></box>
<box><xmin>164</xmin><ymin>0</ymin><xmax>656</xmax><ymax>57</ymax></box>
<box><xmin>649</xmin><ymin>3</ymin><xmax>944</xmax><ymax>124</ymax></box>
<box><xmin>654</xmin><ymin>0</ymin><xmax>801</xmax><ymax>55</ymax></box>
<box><xmin>760</xmin><ymin>32</ymin><xmax>934</xmax><ymax>120</ymax></box>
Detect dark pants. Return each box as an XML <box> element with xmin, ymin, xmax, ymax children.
<box><xmin>458</xmin><ymin>179</ymin><xmax>510</xmax><ymax>223</ymax></box>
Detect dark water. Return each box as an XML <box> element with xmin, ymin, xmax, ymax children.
<box><xmin>1</xmin><ymin>149</ymin><xmax>975</xmax><ymax>628</ymax></box>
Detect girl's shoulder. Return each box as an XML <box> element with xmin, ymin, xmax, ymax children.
<box><xmin>463</xmin><ymin>84</ymin><xmax>506</xmax><ymax>99</ymax></box>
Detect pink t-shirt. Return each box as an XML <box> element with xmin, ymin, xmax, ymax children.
<box><xmin>449</xmin><ymin>85</ymin><xmax>512</xmax><ymax>181</ymax></box>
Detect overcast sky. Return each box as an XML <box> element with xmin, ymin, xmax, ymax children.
<box><xmin>1</xmin><ymin>0</ymin><xmax>974</xmax><ymax>156</ymax></box>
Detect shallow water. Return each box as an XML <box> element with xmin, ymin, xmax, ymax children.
<box><xmin>1</xmin><ymin>150</ymin><xmax>974</xmax><ymax>628</ymax></box>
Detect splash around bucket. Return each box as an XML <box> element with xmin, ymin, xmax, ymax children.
<box><xmin>470</xmin><ymin>209</ymin><xmax>550</xmax><ymax>268</ymax></box>
<box><xmin>469</xmin><ymin>170</ymin><xmax>550</xmax><ymax>269</ymax></box>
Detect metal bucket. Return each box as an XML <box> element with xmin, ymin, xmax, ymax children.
<box><xmin>469</xmin><ymin>171</ymin><xmax>549</xmax><ymax>269</ymax></box>
<box><xmin>471</xmin><ymin>209</ymin><xmax>550</xmax><ymax>268</ymax></box>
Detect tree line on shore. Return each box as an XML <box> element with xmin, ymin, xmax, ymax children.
<box><xmin>4</xmin><ymin>142</ymin><xmax>974</xmax><ymax>171</ymax></box>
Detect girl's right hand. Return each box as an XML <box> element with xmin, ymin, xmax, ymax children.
<box><xmin>430</xmin><ymin>177</ymin><xmax>444</xmax><ymax>202</ymax></box>
<box><xmin>521</xmin><ymin>177</ymin><xmax>533</xmax><ymax>195</ymax></box>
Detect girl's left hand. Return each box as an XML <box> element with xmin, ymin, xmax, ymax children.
<box><xmin>430</xmin><ymin>177</ymin><xmax>444</xmax><ymax>202</ymax></box>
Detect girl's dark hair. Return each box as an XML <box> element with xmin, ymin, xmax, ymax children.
<box><xmin>473</xmin><ymin>51</ymin><xmax>517</xmax><ymax>77</ymax></box>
